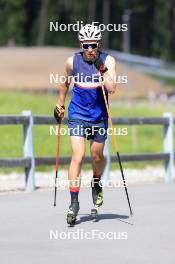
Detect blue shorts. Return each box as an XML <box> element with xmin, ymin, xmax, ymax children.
<box><xmin>68</xmin><ymin>119</ymin><xmax>108</xmax><ymax>143</ymax></box>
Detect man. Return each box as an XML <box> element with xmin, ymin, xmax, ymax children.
<box><xmin>54</xmin><ymin>24</ymin><xmax>117</xmax><ymax>225</ymax></box>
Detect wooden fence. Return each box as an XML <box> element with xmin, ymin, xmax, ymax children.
<box><xmin>0</xmin><ymin>111</ymin><xmax>174</xmax><ymax>191</ymax></box>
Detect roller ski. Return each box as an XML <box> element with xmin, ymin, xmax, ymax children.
<box><xmin>67</xmin><ymin>201</ymin><xmax>80</xmax><ymax>226</ymax></box>
<box><xmin>91</xmin><ymin>200</ymin><xmax>102</xmax><ymax>222</ymax></box>
<box><xmin>91</xmin><ymin>178</ymin><xmax>103</xmax><ymax>222</ymax></box>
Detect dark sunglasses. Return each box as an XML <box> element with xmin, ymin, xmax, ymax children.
<box><xmin>82</xmin><ymin>43</ymin><xmax>98</xmax><ymax>50</ymax></box>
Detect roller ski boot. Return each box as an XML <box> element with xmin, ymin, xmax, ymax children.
<box><xmin>67</xmin><ymin>201</ymin><xmax>80</xmax><ymax>226</ymax></box>
<box><xmin>91</xmin><ymin>178</ymin><xmax>103</xmax><ymax>221</ymax></box>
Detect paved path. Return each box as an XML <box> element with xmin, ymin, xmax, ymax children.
<box><xmin>0</xmin><ymin>183</ymin><xmax>175</xmax><ymax>264</ymax></box>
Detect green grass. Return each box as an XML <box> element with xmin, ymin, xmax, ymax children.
<box><xmin>147</xmin><ymin>73</ymin><xmax>175</xmax><ymax>87</ymax></box>
<box><xmin>0</xmin><ymin>91</ymin><xmax>175</xmax><ymax>173</ymax></box>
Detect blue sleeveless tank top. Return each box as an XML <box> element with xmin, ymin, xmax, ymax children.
<box><xmin>68</xmin><ymin>51</ymin><xmax>108</xmax><ymax>122</ymax></box>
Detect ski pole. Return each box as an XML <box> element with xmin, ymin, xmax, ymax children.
<box><xmin>100</xmin><ymin>78</ymin><xmax>133</xmax><ymax>216</ymax></box>
<box><xmin>53</xmin><ymin>120</ymin><xmax>61</xmax><ymax>207</ymax></box>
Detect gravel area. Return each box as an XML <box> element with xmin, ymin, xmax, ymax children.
<box><xmin>0</xmin><ymin>166</ymin><xmax>169</xmax><ymax>193</ymax></box>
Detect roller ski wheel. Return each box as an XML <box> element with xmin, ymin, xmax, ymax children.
<box><xmin>67</xmin><ymin>202</ymin><xmax>79</xmax><ymax>226</ymax></box>
<box><xmin>91</xmin><ymin>192</ymin><xmax>103</xmax><ymax>222</ymax></box>
<box><xmin>91</xmin><ymin>205</ymin><xmax>100</xmax><ymax>222</ymax></box>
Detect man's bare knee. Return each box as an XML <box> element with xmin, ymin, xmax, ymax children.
<box><xmin>72</xmin><ymin>153</ymin><xmax>85</xmax><ymax>165</ymax></box>
<box><xmin>91</xmin><ymin>152</ymin><xmax>104</xmax><ymax>163</ymax></box>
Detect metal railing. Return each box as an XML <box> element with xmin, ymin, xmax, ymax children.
<box><xmin>0</xmin><ymin>111</ymin><xmax>174</xmax><ymax>191</ymax></box>
<box><xmin>109</xmin><ymin>50</ymin><xmax>175</xmax><ymax>78</ymax></box>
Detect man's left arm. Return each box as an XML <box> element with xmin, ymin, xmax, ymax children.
<box><xmin>94</xmin><ymin>55</ymin><xmax>117</xmax><ymax>94</ymax></box>
<box><xmin>103</xmin><ymin>55</ymin><xmax>117</xmax><ymax>94</ymax></box>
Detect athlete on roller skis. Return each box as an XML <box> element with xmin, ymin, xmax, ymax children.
<box><xmin>54</xmin><ymin>24</ymin><xmax>117</xmax><ymax>225</ymax></box>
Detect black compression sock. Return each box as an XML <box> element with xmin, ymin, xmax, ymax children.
<box><xmin>92</xmin><ymin>175</ymin><xmax>102</xmax><ymax>192</ymax></box>
<box><xmin>70</xmin><ymin>192</ymin><xmax>79</xmax><ymax>203</ymax></box>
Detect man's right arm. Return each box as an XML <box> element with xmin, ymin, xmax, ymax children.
<box><xmin>55</xmin><ymin>56</ymin><xmax>73</xmax><ymax>119</ymax></box>
<box><xmin>57</xmin><ymin>56</ymin><xmax>73</xmax><ymax>106</ymax></box>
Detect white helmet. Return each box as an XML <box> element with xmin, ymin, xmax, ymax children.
<box><xmin>78</xmin><ymin>24</ymin><xmax>102</xmax><ymax>41</ymax></box>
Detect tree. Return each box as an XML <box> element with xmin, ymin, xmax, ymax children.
<box><xmin>102</xmin><ymin>0</ymin><xmax>110</xmax><ymax>49</ymax></box>
<box><xmin>0</xmin><ymin>0</ymin><xmax>26</xmax><ymax>45</ymax></box>
<box><xmin>37</xmin><ymin>0</ymin><xmax>49</xmax><ymax>45</ymax></box>
<box><xmin>88</xmin><ymin>0</ymin><xmax>96</xmax><ymax>23</ymax></box>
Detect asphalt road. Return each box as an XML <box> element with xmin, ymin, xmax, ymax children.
<box><xmin>0</xmin><ymin>183</ymin><xmax>175</xmax><ymax>264</ymax></box>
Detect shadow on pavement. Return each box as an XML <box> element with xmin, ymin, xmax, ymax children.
<box><xmin>76</xmin><ymin>213</ymin><xmax>132</xmax><ymax>225</ymax></box>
